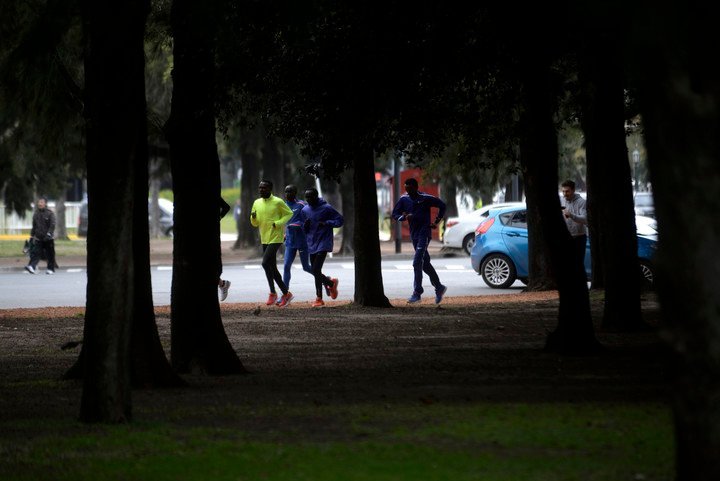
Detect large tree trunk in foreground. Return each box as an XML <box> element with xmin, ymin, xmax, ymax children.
<box><xmin>353</xmin><ymin>151</ymin><xmax>390</xmax><ymax>307</ymax></box>
<box><xmin>167</xmin><ymin>0</ymin><xmax>245</xmax><ymax>375</ymax></box>
<box><xmin>579</xmin><ymin>34</ymin><xmax>644</xmax><ymax>331</ymax></box>
<box><xmin>518</xmin><ymin>55</ymin><xmax>601</xmax><ymax>354</ymax></box>
<box><xmin>629</xmin><ymin>4</ymin><xmax>720</xmax><ymax>479</ymax></box>
<box><xmin>79</xmin><ymin>0</ymin><xmax>150</xmax><ymax>423</ymax></box>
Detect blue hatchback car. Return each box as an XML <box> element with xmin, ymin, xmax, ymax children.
<box><xmin>470</xmin><ymin>205</ymin><xmax>657</xmax><ymax>289</ymax></box>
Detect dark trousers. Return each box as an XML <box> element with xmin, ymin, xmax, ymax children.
<box><xmin>310</xmin><ymin>251</ymin><xmax>333</xmax><ymax>298</ymax></box>
<box><xmin>29</xmin><ymin>238</ymin><xmax>56</xmax><ymax>271</ymax></box>
<box><xmin>412</xmin><ymin>235</ymin><xmax>441</xmax><ymax>295</ymax></box>
<box><xmin>262</xmin><ymin>243</ymin><xmax>287</xmax><ymax>295</ymax></box>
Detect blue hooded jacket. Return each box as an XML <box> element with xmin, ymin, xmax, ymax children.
<box><xmin>284</xmin><ymin>199</ymin><xmax>308</xmax><ymax>249</ymax></box>
<box><xmin>302</xmin><ymin>198</ymin><xmax>344</xmax><ymax>254</ymax></box>
<box><xmin>391</xmin><ymin>191</ymin><xmax>446</xmax><ymax>240</ymax></box>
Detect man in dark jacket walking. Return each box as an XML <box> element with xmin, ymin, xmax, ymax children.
<box><xmin>392</xmin><ymin>177</ymin><xmax>447</xmax><ymax>304</ymax></box>
<box><xmin>25</xmin><ymin>196</ymin><xmax>57</xmax><ymax>275</ymax></box>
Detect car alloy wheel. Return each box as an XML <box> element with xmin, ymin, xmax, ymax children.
<box><xmin>639</xmin><ymin>260</ymin><xmax>654</xmax><ymax>290</ymax></box>
<box><xmin>480</xmin><ymin>253</ymin><xmax>517</xmax><ymax>289</ymax></box>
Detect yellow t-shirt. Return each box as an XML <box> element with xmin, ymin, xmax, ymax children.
<box><xmin>250</xmin><ymin>195</ymin><xmax>293</xmax><ymax>244</ymax></box>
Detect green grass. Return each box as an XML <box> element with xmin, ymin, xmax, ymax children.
<box><xmin>0</xmin><ymin>403</ymin><xmax>673</xmax><ymax>481</ymax></box>
<box><xmin>0</xmin><ymin>239</ymin><xmax>88</xmax><ymax>258</ymax></box>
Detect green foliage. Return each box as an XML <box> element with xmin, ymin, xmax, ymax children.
<box><xmin>0</xmin><ymin>0</ymin><xmax>85</xmax><ymax>213</ymax></box>
<box><xmin>0</xmin><ymin>403</ymin><xmax>672</xmax><ymax>481</ymax></box>
<box><xmin>216</xmin><ymin>3</ymin><xmax>490</xmax><ymax>179</ymax></box>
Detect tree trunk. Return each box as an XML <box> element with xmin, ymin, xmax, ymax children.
<box><xmin>149</xmin><ymin>157</ymin><xmax>162</xmax><ymax>239</ymax></box>
<box><xmin>79</xmin><ymin>0</ymin><xmax>150</xmax><ymax>423</ymax></box>
<box><xmin>167</xmin><ymin>0</ymin><xmax>245</xmax><ymax>375</ymax></box>
<box><xmin>55</xmin><ymin>191</ymin><xmax>69</xmax><ymax>240</ymax></box>
<box><xmin>338</xmin><ymin>167</ymin><xmax>355</xmax><ymax>255</ymax></box>
<box><xmin>578</xmin><ymin>36</ymin><xmax>644</xmax><ymax>331</ymax></box>
<box><xmin>261</xmin><ymin>138</ymin><xmax>285</xmax><ymax>195</ymax></box>
<box><xmin>131</xmin><ymin>132</ymin><xmax>185</xmax><ymax>388</ymax></box>
<box><xmin>441</xmin><ymin>177</ymin><xmax>458</xmax><ymax>218</ymax></box>
<box><xmin>629</xmin><ymin>5</ymin><xmax>720</xmax><ymax>478</ymax></box>
<box><xmin>518</xmin><ymin>56</ymin><xmax>601</xmax><ymax>354</ymax></box>
<box><xmin>235</xmin><ymin>151</ymin><xmax>260</xmax><ymax>250</ymax></box>
<box><xmin>352</xmin><ymin>151</ymin><xmax>390</xmax><ymax>307</ymax></box>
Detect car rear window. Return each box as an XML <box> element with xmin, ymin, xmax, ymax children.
<box><xmin>507</xmin><ymin>210</ymin><xmax>527</xmax><ymax>229</ymax></box>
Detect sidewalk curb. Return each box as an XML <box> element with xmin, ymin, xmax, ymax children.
<box><xmin>0</xmin><ymin>250</ymin><xmax>464</xmax><ymax>273</ymax></box>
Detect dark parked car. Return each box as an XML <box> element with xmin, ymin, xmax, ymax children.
<box><xmin>77</xmin><ymin>198</ymin><xmax>174</xmax><ymax>237</ymax></box>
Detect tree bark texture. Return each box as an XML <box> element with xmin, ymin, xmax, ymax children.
<box><xmin>79</xmin><ymin>0</ymin><xmax>150</xmax><ymax>423</ymax></box>
<box><xmin>578</xmin><ymin>36</ymin><xmax>644</xmax><ymax>331</ymax></box>
<box><xmin>167</xmin><ymin>0</ymin><xmax>245</xmax><ymax>375</ymax></box>
<box><xmin>352</xmin><ymin>152</ymin><xmax>390</xmax><ymax>307</ymax></box>
<box><xmin>338</xmin><ymin>167</ymin><xmax>355</xmax><ymax>255</ymax></box>
<box><xmin>236</xmin><ymin>151</ymin><xmax>260</xmax><ymax>250</ymax></box>
<box><xmin>629</xmin><ymin>4</ymin><xmax>720</xmax><ymax>478</ymax></box>
<box><xmin>518</xmin><ymin>57</ymin><xmax>601</xmax><ymax>354</ymax></box>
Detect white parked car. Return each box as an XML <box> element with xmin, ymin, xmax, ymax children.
<box><xmin>634</xmin><ymin>191</ymin><xmax>655</xmax><ymax>218</ymax></box>
<box><xmin>442</xmin><ymin>202</ymin><xmax>524</xmax><ymax>255</ymax></box>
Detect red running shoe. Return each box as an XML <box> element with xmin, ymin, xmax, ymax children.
<box><xmin>277</xmin><ymin>291</ymin><xmax>294</xmax><ymax>307</ymax></box>
<box><xmin>266</xmin><ymin>293</ymin><xmax>278</xmax><ymax>306</ymax></box>
<box><xmin>328</xmin><ymin>278</ymin><xmax>339</xmax><ymax>299</ymax></box>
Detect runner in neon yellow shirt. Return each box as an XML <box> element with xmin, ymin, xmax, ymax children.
<box><xmin>251</xmin><ymin>180</ymin><xmax>294</xmax><ymax>307</ymax></box>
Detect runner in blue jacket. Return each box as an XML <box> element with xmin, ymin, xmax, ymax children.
<box><xmin>391</xmin><ymin>177</ymin><xmax>448</xmax><ymax>304</ymax></box>
<box><xmin>302</xmin><ymin>187</ymin><xmax>343</xmax><ymax>307</ymax></box>
<box><xmin>281</xmin><ymin>185</ymin><xmax>313</xmax><ymax>291</ymax></box>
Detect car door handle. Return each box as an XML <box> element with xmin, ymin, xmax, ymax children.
<box><xmin>506</xmin><ymin>232</ymin><xmax>520</xmax><ymax>237</ymax></box>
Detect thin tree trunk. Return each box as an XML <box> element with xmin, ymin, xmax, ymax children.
<box><xmin>353</xmin><ymin>151</ymin><xmax>390</xmax><ymax>307</ymax></box>
<box><xmin>261</xmin><ymin>138</ymin><xmax>285</xmax><ymax>195</ymax></box>
<box><xmin>55</xmin><ymin>191</ymin><xmax>69</xmax><ymax>240</ymax></box>
<box><xmin>518</xmin><ymin>55</ymin><xmax>601</xmax><ymax>354</ymax></box>
<box><xmin>579</xmin><ymin>36</ymin><xmax>644</xmax><ymax>331</ymax></box>
<box><xmin>167</xmin><ymin>0</ymin><xmax>245</xmax><ymax>375</ymax></box>
<box><xmin>235</xmin><ymin>151</ymin><xmax>260</xmax><ymax>250</ymax></box>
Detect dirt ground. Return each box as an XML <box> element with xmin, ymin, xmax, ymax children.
<box><xmin>0</xmin><ymin>290</ymin><xmax>669</xmax><ymax>431</ymax></box>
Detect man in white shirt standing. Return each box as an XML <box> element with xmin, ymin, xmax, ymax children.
<box><xmin>561</xmin><ymin>180</ymin><xmax>588</xmax><ymax>267</ymax></box>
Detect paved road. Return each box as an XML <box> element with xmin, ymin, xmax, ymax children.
<box><xmin>0</xmin><ymin>257</ymin><xmax>525</xmax><ymax>309</ymax></box>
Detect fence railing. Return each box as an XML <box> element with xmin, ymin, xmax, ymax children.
<box><xmin>0</xmin><ymin>202</ymin><xmax>82</xmax><ymax>235</ymax></box>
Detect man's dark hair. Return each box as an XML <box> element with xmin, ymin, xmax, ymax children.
<box><xmin>404</xmin><ymin>178</ymin><xmax>418</xmax><ymax>188</ymax></box>
<box><xmin>561</xmin><ymin>180</ymin><xmax>576</xmax><ymax>190</ymax></box>
<box><xmin>260</xmin><ymin>179</ymin><xmax>273</xmax><ymax>190</ymax></box>
<box><xmin>284</xmin><ymin>184</ymin><xmax>297</xmax><ymax>194</ymax></box>
<box><xmin>304</xmin><ymin>187</ymin><xmax>318</xmax><ymax>196</ymax></box>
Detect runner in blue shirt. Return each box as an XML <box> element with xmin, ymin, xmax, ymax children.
<box><xmin>391</xmin><ymin>177</ymin><xmax>448</xmax><ymax>304</ymax></box>
<box><xmin>281</xmin><ymin>185</ymin><xmax>313</xmax><ymax>292</ymax></box>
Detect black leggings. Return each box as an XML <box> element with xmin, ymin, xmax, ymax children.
<box><xmin>262</xmin><ymin>243</ymin><xmax>288</xmax><ymax>295</ymax></box>
<box><xmin>310</xmin><ymin>251</ymin><xmax>333</xmax><ymax>298</ymax></box>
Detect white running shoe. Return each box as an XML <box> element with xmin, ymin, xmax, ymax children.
<box><xmin>46</xmin><ymin>270</ymin><xmax>55</xmax><ymax>275</ymax></box>
<box><xmin>219</xmin><ymin>280</ymin><xmax>231</xmax><ymax>301</ymax></box>
<box><xmin>24</xmin><ymin>265</ymin><xmax>35</xmax><ymax>274</ymax></box>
